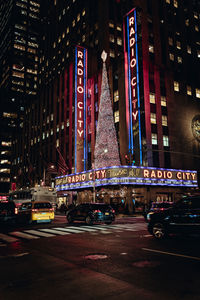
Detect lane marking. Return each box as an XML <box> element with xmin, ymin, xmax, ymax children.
<box><xmin>74</xmin><ymin>226</ymin><xmax>98</xmax><ymax>232</ymax></box>
<box><xmin>39</xmin><ymin>228</ymin><xmax>69</xmax><ymax>235</ymax></box>
<box><xmin>24</xmin><ymin>230</ymin><xmax>55</xmax><ymax>237</ymax></box>
<box><xmin>10</xmin><ymin>231</ymin><xmax>39</xmax><ymax>240</ymax></box>
<box><xmin>0</xmin><ymin>233</ymin><xmax>18</xmax><ymax>243</ymax></box>
<box><xmin>62</xmin><ymin>227</ymin><xmax>84</xmax><ymax>233</ymax></box>
<box><xmin>142</xmin><ymin>248</ymin><xmax>200</xmax><ymax>261</ymax></box>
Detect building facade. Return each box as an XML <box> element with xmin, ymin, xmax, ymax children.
<box><xmin>5</xmin><ymin>0</ymin><xmax>200</xmax><ymax>206</ymax></box>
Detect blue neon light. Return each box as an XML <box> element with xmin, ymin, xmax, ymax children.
<box><xmin>134</xmin><ymin>10</ymin><xmax>143</xmax><ymax>165</ymax></box>
<box><xmin>74</xmin><ymin>48</ymin><xmax>78</xmax><ymax>173</ymax></box>
<box><xmin>127</xmin><ymin>16</ymin><xmax>134</xmax><ymax>153</ymax></box>
<box><xmin>83</xmin><ymin>49</ymin><xmax>87</xmax><ymax>171</ymax></box>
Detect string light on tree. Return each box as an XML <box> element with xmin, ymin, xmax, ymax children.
<box><xmin>94</xmin><ymin>50</ymin><xmax>121</xmax><ymax>168</ymax></box>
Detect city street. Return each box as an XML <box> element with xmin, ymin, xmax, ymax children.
<box><xmin>0</xmin><ymin>216</ymin><xmax>200</xmax><ymax>300</ymax></box>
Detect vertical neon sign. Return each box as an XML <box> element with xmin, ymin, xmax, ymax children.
<box><xmin>75</xmin><ymin>46</ymin><xmax>87</xmax><ymax>172</ymax></box>
<box><xmin>123</xmin><ymin>8</ymin><xmax>142</xmax><ymax>165</ymax></box>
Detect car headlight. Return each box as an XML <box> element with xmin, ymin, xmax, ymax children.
<box><xmin>147</xmin><ymin>212</ymin><xmax>154</xmax><ymax>221</ymax></box>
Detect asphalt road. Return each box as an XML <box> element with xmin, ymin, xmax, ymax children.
<box><xmin>0</xmin><ymin>215</ymin><xmax>200</xmax><ymax>300</ymax></box>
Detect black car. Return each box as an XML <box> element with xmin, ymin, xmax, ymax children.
<box><xmin>147</xmin><ymin>196</ymin><xmax>200</xmax><ymax>239</ymax></box>
<box><xmin>66</xmin><ymin>203</ymin><xmax>115</xmax><ymax>225</ymax></box>
<box><xmin>143</xmin><ymin>202</ymin><xmax>173</xmax><ymax>221</ymax></box>
<box><xmin>0</xmin><ymin>201</ymin><xmax>18</xmax><ymax>224</ymax></box>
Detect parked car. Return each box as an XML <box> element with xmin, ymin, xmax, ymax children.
<box><xmin>66</xmin><ymin>203</ymin><xmax>115</xmax><ymax>225</ymax></box>
<box><xmin>0</xmin><ymin>201</ymin><xmax>18</xmax><ymax>224</ymax></box>
<box><xmin>147</xmin><ymin>196</ymin><xmax>200</xmax><ymax>239</ymax></box>
<box><xmin>18</xmin><ymin>201</ymin><xmax>54</xmax><ymax>224</ymax></box>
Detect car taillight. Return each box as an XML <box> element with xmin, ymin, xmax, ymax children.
<box><xmin>94</xmin><ymin>209</ymin><xmax>101</xmax><ymax>213</ymax></box>
<box><xmin>32</xmin><ymin>209</ymin><xmax>38</xmax><ymax>212</ymax></box>
<box><xmin>14</xmin><ymin>207</ymin><xmax>18</xmax><ymax>215</ymax></box>
<box><xmin>111</xmin><ymin>209</ymin><xmax>115</xmax><ymax>213</ymax></box>
<box><xmin>50</xmin><ymin>208</ymin><xmax>54</xmax><ymax>211</ymax></box>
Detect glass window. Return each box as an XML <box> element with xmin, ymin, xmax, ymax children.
<box><xmin>163</xmin><ymin>135</ymin><xmax>169</xmax><ymax>146</ymax></box>
<box><xmin>161</xmin><ymin>96</ymin><xmax>167</xmax><ymax>106</ymax></box>
<box><xmin>174</xmin><ymin>0</ymin><xmax>178</xmax><ymax>8</ymax></box>
<box><xmin>152</xmin><ymin>133</ymin><xmax>158</xmax><ymax>145</ymax></box>
<box><xmin>149</xmin><ymin>44</ymin><xmax>154</xmax><ymax>53</ymax></box>
<box><xmin>117</xmin><ymin>37</ymin><xmax>122</xmax><ymax>46</ymax></box>
<box><xmin>197</xmin><ymin>50</ymin><xmax>200</xmax><ymax>58</ymax></box>
<box><xmin>150</xmin><ymin>92</ymin><xmax>156</xmax><ymax>104</ymax></box>
<box><xmin>195</xmin><ymin>88</ymin><xmax>200</xmax><ymax>98</ymax></box>
<box><xmin>110</xmin><ymin>49</ymin><xmax>115</xmax><ymax>58</ymax></box>
<box><xmin>187</xmin><ymin>45</ymin><xmax>191</xmax><ymax>54</ymax></box>
<box><xmin>114</xmin><ymin>90</ymin><xmax>119</xmax><ymax>102</ymax></box>
<box><xmin>176</xmin><ymin>41</ymin><xmax>181</xmax><ymax>49</ymax></box>
<box><xmin>185</xmin><ymin>19</ymin><xmax>189</xmax><ymax>26</ymax></box>
<box><xmin>150</xmin><ymin>113</ymin><xmax>156</xmax><ymax>124</ymax></box>
<box><xmin>195</xmin><ymin>25</ymin><xmax>199</xmax><ymax>32</ymax></box>
<box><xmin>169</xmin><ymin>53</ymin><xmax>174</xmax><ymax>61</ymax></box>
<box><xmin>177</xmin><ymin>56</ymin><xmax>182</xmax><ymax>63</ymax></box>
<box><xmin>109</xmin><ymin>35</ymin><xmax>114</xmax><ymax>43</ymax></box>
<box><xmin>166</xmin><ymin>0</ymin><xmax>170</xmax><ymax>3</ymax></box>
<box><xmin>168</xmin><ymin>37</ymin><xmax>173</xmax><ymax>46</ymax></box>
<box><xmin>187</xmin><ymin>86</ymin><xmax>192</xmax><ymax>96</ymax></box>
<box><xmin>174</xmin><ymin>81</ymin><xmax>179</xmax><ymax>92</ymax></box>
<box><xmin>162</xmin><ymin>115</ymin><xmax>168</xmax><ymax>126</ymax></box>
<box><xmin>114</xmin><ymin>111</ymin><xmax>119</xmax><ymax>123</ymax></box>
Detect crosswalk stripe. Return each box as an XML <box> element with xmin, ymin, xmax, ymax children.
<box><xmin>90</xmin><ymin>225</ymin><xmax>110</xmax><ymax>230</ymax></box>
<box><xmin>39</xmin><ymin>228</ymin><xmax>69</xmax><ymax>235</ymax></box>
<box><xmin>0</xmin><ymin>233</ymin><xmax>18</xmax><ymax>243</ymax></box>
<box><xmin>9</xmin><ymin>231</ymin><xmax>39</xmax><ymax>240</ymax></box>
<box><xmin>53</xmin><ymin>228</ymin><xmax>71</xmax><ymax>234</ymax></box>
<box><xmin>62</xmin><ymin>227</ymin><xmax>84</xmax><ymax>233</ymax></box>
<box><xmin>24</xmin><ymin>230</ymin><xmax>55</xmax><ymax>237</ymax></box>
<box><xmin>73</xmin><ymin>226</ymin><xmax>98</xmax><ymax>232</ymax></box>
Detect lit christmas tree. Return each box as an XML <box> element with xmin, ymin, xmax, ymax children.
<box><xmin>94</xmin><ymin>51</ymin><xmax>121</xmax><ymax>168</ymax></box>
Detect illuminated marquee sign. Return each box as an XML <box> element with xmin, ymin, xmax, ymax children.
<box><xmin>56</xmin><ymin>166</ymin><xmax>198</xmax><ymax>191</ymax></box>
<box><xmin>123</xmin><ymin>8</ymin><xmax>142</xmax><ymax>164</ymax></box>
<box><xmin>75</xmin><ymin>46</ymin><xmax>87</xmax><ymax>172</ymax></box>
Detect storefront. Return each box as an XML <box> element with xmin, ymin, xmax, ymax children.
<box><xmin>56</xmin><ymin>166</ymin><xmax>198</xmax><ymax>213</ymax></box>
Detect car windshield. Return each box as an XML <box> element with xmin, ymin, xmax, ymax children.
<box><xmin>0</xmin><ymin>202</ymin><xmax>14</xmax><ymax>211</ymax></box>
<box><xmin>34</xmin><ymin>203</ymin><xmax>52</xmax><ymax>209</ymax></box>
<box><xmin>90</xmin><ymin>204</ymin><xmax>111</xmax><ymax>211</ymax></box>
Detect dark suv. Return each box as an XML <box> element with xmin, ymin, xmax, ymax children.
<box><xmin>147</xmin><ymin>196</ymin><xmax>200</xmax><ymax>239</ymax></box>
<box><xmin>66</xmin><ymin>203</ymin><xmax>115</xmax><ymax>225</ymax></box>
<box><xmin>0</xmin><ymin>201</ymin><xmax>18</xmax><ymax>224</ymax></box>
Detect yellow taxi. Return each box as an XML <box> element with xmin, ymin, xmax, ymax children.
<box><xmin>18</xmin><ymin>201</ymin><xmax>54</xmax><ymax>223</ymax></box>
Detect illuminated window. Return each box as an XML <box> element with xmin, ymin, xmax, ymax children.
<box><xmin>194</xmin><ymin>12</ymin><xmax>199</xmax><ymax>19</ymax></box>
<box><xmin>162</xmin><ymin>115</ymin><xmax>168</xmax><ymax>126</ymax></box>
<box><xmin>161</xmin><ymin>96</ymin><xmax>167</xmax><ymax>106</ymax></box>
<box><xmin>176</xmin><ymin>41</ymin><xmax>181</xmax><ymax>49</ymax></box>
<box><xmin>27</xmin><ymin>48</ymin><xmax>36</xmax><ymax>54</ymax></box>
<box><xmin>109</xmin><ymin>35</ymin><xmax>114</xmax><ymax>42</ymax></box>
<box><xmin>149</xmin><ymin>44</ymin><xmax>154</xmax><ymax>53</ymax></box>
<box><xmin>0</xmin><ymin>159</ymin><xmax>10</xmax><ymax>164</ymax></box>
<box><xmin>67</xmin><ymin>119</ymin><xmax>69</xmax><ymax>127</ymax></box>
<box><xmin>56</xmin><ymin>139</ymin><xmax>59</xmax><ymax>147</ymax></box>
<box><xmin>28</xmin><ymin>41</ymin><xmax>38</xmax><ymax>48</ymax></box>
<box><xmin>66</xmin><ymin>27</ymin><xmax>69</xmax><ymax>34</ymax></box>
<box><xmin>30</xmin><ymin>6</ymin><xmax>39</xmax><ymax>13</ymax></box>
<box><xmin>195</xmin><ymin>25</ymin><xmax>199</xmax><ymax>32</ymax></box>
<box><xmin>187</xmin><ymin>45</ymin><xmax>191</xmax><ymax>54</ymax></box>
<box><xmin>174</xmin><ymin>81</ymin><xmax>179</xmax><ymax>92</ymax></box>
<box><xmin>185</xmin><ymin>19</ymin><xmax>189</xmax><ymax>26</ymax></box>
<box><xmin>77</xmin><ymin>13</ymin><xmax>80</xmax><ymax>21</ymax></box>
<box><xmin>187</xmin><ymin>86</ymin><xmax>192</xmax><ymax>96</ymax></box>
<box><xmin>169</xmin><ymin>53</ymin><xmax>174</xmax><ymax>61</ymax></box>
<box><xmin>150</xmin><ymin>113</ymin><xmax>156</xmax><ymax>124</ymax></box>
<box><xmin>174</xmin><ymin>0</ymin><xmax>178</xmax><ymax>8</ymax></box>
<box><xmin>3</xmin><ymin>112</ymin><xmax>17</xmax><ymax>118</ymax></box>
<box><xmin>72</xmin><ymin>20</ymin><xmax>75</xmax><ymax>27</ymax></box>
<box><xmin>168</xmin><ymin>37</ymin><xmax>173</xmax><ymax>46</ymax></box>
<box><xmin>114</xmin><ymin>90</ymin><xmax>119</xmax><ymax>102</ymax></box>
<box><xmin>82</xmin><ymin>35</ymin><xmax>85</xmax><ymax>42</ymax></box>
<box><xmin>109</xmin><ymin>22</ymin><xmax>114</xmax><ymax>28</ymax></box>
<box><xmin>30</xmin><ymin>1</ymin><xmax>40</xmax><ymax>7</ymax></box>
<box><xmin>114</xmin><ymin>111</ymin><xmax>119</xmax><ymax>123</ymax></box>
<box><xmin>14</xmin><ymin>44</ymin><xmax>25</xmax><ymax>51</ymax></box>
<box><xmin>51</xmin><ymin>114</ymin><xmax>53</xmax><ymax>121</ymax></box>
<box><xmin>177</xmin><ymin>56</ymin><xmax>182</xmax><ymax>63</ymax></box>
<box><xmin>151</xmin><ymin>133</ymin><xmax>158</xmax><ymax>145</ymax></box>
<box><xmin>82</xmin><ymin>9</ymin><xmax>85</xmax><ymax>16</ymax></box>
<box><xmin>117</xmin><ymin>25</ymin><xmax>122</xmax><ymax>31</ymax></box>
<box><xmin>58</xmin><ymin>36</ymin><xmax>61</xmax><ymax>43</ymax></box>
<box><xmin>166</xmin><ymin>0</ymin><xmax>170</xmax><ymax>3</ymax></box>
<box><xmin>2</xmin><ymin>141</ymin><xmax>12</xmax><ymax>147</ymax></box>
<box><xmin>150</xmin><ymin>93</ymin><xmax>156</xmax><ymax>104</ymax></box>
<box><xmin>110</xmin><ymin>49</ymin><xmax>115</xmax><ymax>58</ymax></box>
<box><xmin>117</xmin><ymin>37</ymin><xmax>122</xmax><ymax>45</ymax></box>
<box><xmin>163</xmin><ymin>135</ymin><xmax>169</xmax><ymax>147</ymax></box>
<box><xmin>196</xmin><ymin>88</ymin><xmax>200</xmax><ymax>98</ymax></box>
<box><xmin>12</xmin><ymin>71</ymin><xmax>24</xmax><ymax>78</ymax></box>
<box><xmin>0</xmin><ymin>169</ymin><xmax>10</xmax><ymax>174</ymax></box>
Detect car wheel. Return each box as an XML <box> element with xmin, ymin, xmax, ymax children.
<box><xmin>67</xmin><ymin>214</ymin><xmax>73</xmax><ymax>224</ymax></box>
<box><xmin>105</xmin><ymin>221</ymin><xmax>112</xmax><ymax>225</ymax></box>
<box><xmin>152</xmin><ymin>223</ymin><xmax>166</xmax><ymax>239</ymax></box>
<box><xmin>85</xmin><ymin>215</ymin><xmax>93</xmax><ymax>225</ymax></box>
